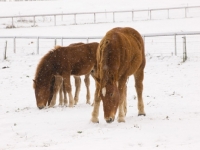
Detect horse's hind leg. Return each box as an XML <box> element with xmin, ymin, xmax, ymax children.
<box><xmin>63</xmin><ymin>74</ymin><xmax>74</xmax><ymax>107</ymax></box>
<box><xmin>62</xmin><ymin>83</ymin><xmax>68</xmax><ymax>106</ymax></box>
<box><xmin>74</xmin><ymin>76</ymin><xmax>81</xmax><ymax>105</ymax></box>
<box><xmin>58</xmin><ymin>83</ymin><xmax>63</xmax><ymax>106</ymax></box>
<box><xmin>49</xmin><ymin>75</ymin><xmax>63</xmax><ymax>107</ymax></box>
<box><xmin>134</xmin><ymin>68</ymin><xmax>145</xmax><ymax>116</ymax></box>
<box><xmin>123</xmin><ymin>85</ymin><xmax>127</xmax><ymax>116</ymax></box>
<box><xmin>84</xmin><ymin>73</ymin><xmax>90</xmax><ymax>104</ymax></box>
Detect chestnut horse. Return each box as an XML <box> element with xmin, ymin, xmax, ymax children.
<box><xmin>91</xmin><ymin>27</ymin><xmax>146</xmax><ymax>123</ymax></box>
<box><xmin>33</xmin><ymin>42</ymin><xmax>99</xmax><ymax>109</ymax></box>
<box><xmin>48</xmin><ymin>43</ymin><xmax>92</xmax><ymax>107</ymax></box>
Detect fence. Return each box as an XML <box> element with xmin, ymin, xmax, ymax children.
<box><xmin>1</xmin><ymin>31</ymin><xmax>200</xmax><ymax>61</ymax></box>
<box><xmin>1</xmin><ymin>5</ymin><xmax>200</xmax><ymax>28</ymax></box>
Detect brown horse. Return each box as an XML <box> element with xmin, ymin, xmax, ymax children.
<box><xmin>91</xmin><ymin>27</ymin><xmax>146</xmax><ymax>123</ymax></box>
<box><xmin>33</xmin><ymin>42</ymin><xmax>99</xmax><ymax>109</ymax></box>
<box><xmin>48</xmin><ymin>43</ymin><xmax>92</xmax><ymax>107</ymax></box>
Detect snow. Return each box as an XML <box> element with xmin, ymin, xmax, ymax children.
<box><xmin>1</xmin><ymin>0</ymin><xmax>200</xmax><ymax>150</ymax></box>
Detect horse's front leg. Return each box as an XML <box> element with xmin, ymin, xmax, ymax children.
<box><xmin>74</xmin><ymin>76</ymin><xmax>81</xmax><ymax>105</ymax></box>
<box><xmin>84</xmin><ymin>73</ymin><xmax>90</xmax><ymax>104</ymax></box>
<box><xmin>117</xmin><ymin>78</ymin><xmax>128</xmax><ymax>122</ymax></box>
<box><xmin>91</xmin><ymin>82</ymin><xmax>101</xmax><ymax>123</ymax></box>
<box><xmin>49</xmin><ymin>75</ymin><xmax>63</xmax><ymax>107</ymax></box>
<box><xmin>58</xmin><ymin>82</ymin><xmax>64</xmax><ymax>106</ymax></box>
<box><xmin>63</xmin><ymin>74</ymin><xmax>74</xmax><ymax>107</ymax></box>
<box><xmin>58</xmin><ymin>80</ymin><xmax>68</xmax><ymax>106</ymax></box>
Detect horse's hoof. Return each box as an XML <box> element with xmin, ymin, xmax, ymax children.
<box><xmin>118</xmin><ymin>117</ymin><xmax>125</xmax><ymax>123</ymax></box>
<box><xmin>86</xmin><ymin>101</ymin><xmax>91</xmax><ymax>105</ymax></box>
<box><xmin>138</xmin><ymin>113</ymin><xmax>146</xmax><ymax>116</ymax></box>
<box><xmin>91</xmin><ymin>118</ymin><xmax>99</xmax><ymax>123</ymax></box>
<box><xmin>68</xmin><ymin>104</ymin><xmax>74</xmax><ymax>107</ymax></box>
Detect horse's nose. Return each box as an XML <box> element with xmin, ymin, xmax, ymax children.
<box><xmin>106</xmin><ymin>118</ymin><xmax>114</xmax><ymax>123</ymax></box>
<box><xmin>38</xmin><ymin>106</ymin><xmax>45</xmax><ymax>109</ymax></box>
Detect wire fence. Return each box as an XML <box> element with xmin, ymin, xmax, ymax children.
<box><xmin>1</xmin><ymin>31</ymin><xmax>200</xmax><ymax>62</ymax></box>
<box><xmin>1</xmin><ymin>5</ymin><xmax>200</xmax><ymax>28</ymax></box>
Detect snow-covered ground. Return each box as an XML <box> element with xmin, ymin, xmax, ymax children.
<box><xmin>0</xmin><ymin>0</ymin><xmax>200</xmax><ymax>150</ymax></box>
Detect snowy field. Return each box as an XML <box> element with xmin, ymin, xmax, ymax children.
<box><xmin>1</xmin><ymin>0</ymin><xmax>200</xmax><ymax>150</ymax></box>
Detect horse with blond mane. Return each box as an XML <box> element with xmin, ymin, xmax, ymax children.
<box><xmin>33</xmin><ymin>42</ymin><xmax>99</xmax><ymax>109</ymax></box>
<box><xmin>91</xmin><ymin>27</ymin><xmax>146</xmax><ymax>123</ymax></box>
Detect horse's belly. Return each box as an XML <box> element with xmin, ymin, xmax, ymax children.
<box><xmin>71</xmin><ymin>65</ymin><xmax>93</xmax><ymax>76</ymax></box>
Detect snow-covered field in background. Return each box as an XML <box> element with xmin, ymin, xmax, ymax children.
<box><xmin>0</xmin><ymin>0</ymin><xmax>200</xmax><ymax>150</ymax></box>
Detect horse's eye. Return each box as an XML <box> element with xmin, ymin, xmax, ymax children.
<box><xmin>110</xmin><ymin>93</ymin><xmax>113</xmax><ymax>97</ymax></box>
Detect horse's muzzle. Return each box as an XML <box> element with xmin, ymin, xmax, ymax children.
<box><xmin>37</xmin><ymin>105</ymin><xmax>45</xmax><ymax>109</ymax></box>
<box><xmin>106</xmin><ymin>117</ymin><xmax>114</xmax><ymax>123</ymax></box>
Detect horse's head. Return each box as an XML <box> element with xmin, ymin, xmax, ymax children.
<box><xmin>100</xmin><ymin>82</ymin><xmax>119</xmax><ymax>123</ymax></box>
<box><xmin>33</xmin><ymin>80</ymin><xmax>50</xmax><ymax>109</ymax></box>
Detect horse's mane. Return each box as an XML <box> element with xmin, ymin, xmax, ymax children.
<box><xmin>33</xmin><ymin>46</ymin><xmax>61</xmax><ymax>89</ymax></box>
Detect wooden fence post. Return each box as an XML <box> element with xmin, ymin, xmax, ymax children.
<box><xmin>174</xmin><ymin>35</ymin><xmax>177</xmax><ymax>55</ymax></box>
<box><xmin>94</xmin><ymin>13</ymin><xmax>96</xmax><ymax>23</ymax></box>
<box><xmin>55</xmin><ymin>39</ymin><xmax>57</xmax><ymax>46</ymax></box>
<box><xmin>182</xmin><ymin>36</ymin><xmax>187</xmax><ymax>62</ymax></box>
<box><xmin>4</xmin><ymin>41</ymin><xmax>7</xmax><ymax>60</ymax></box>
<box><xmin>132</xmin><ymin>11</ymin><xmax>134</xmax><ymax>21</ymax></box>
<box><xmin>113</xmin><ymin>12</ymin><xmax>115</xmax><ymax>22</ymax></box>
<box><xmin>54</xmin><ymin>15</ymin><xmax>56</xmax><ymax>26</ymax></box>
<box><xmin>61</xmin><ymin>37</ymin><xmax>63</xmax><ymax>46</ymax></box>
<box><xmin>13</xmin><ymin>37</ymin><xmax>16</xmax><ymax>53</ymax></box>
<box><xmin>74</xmin><ymin>14</ymin><xmax>76</xmax><ymax>25</ymax></box>
<box><xmin>37</xmin><ymin>37</ymin><xmax>39</xmax><ymax>54</ymax></box>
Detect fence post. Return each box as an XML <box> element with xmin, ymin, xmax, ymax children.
<box><xmin>62</xmin><ymin>12</ymin><xmax>63</xmax><ymax>21</ymax></box>
<box><xmin>149</xmin><ymin>9</ymin><xmax>151</xmax><ymax>20</ymax></box>
<box><xmin>13</xmin><ymin>37</ymin><xmax>16</xmax><ymax>53</ymax></box>
<box><xmin>74</xmin><ymin>14</ymin><xmax>76</xmax><ymax>25</ymax></box>
<box><xmin>174</xmin><ymin>35</ymin><xmax>177</xmax><ymax>55</ymax></box>
<box><xmin>61</xmin><ymin>37</ymin><xmax>63</xmax><ymax>46</ymax></box>
<box><xmin>182</xmin><ymin>36</ymin><xmax>187</xmax><ymax>62</ymax></box>
<box><xmin>55</xmin><ymin>39</ymin><xmax>57</xmax><ymax>46</ymax></box>
<box><xmin>94</xmin><ymin>13</ymin><xmax>96</xmax><ymax>23</ymax></box>
<box><xmin>4</xmin><ymin>41</ymin><xmax>7</xmax><ymax>60</ymax></box>
<box><xmin>113</xmin><ymin>12</ymin><xmax>115</xmax><ymax>22</ymax></box>
<box><xmin>167</xmin><ymin>9</ymin><xmax>169</xmax><ymax>19</ymax></box>
<box><xmin>12</xmin><ymin>17</ymin><xmax>14</xmax><ymax>28</ymax></box>
<box><xmin>185</xmin><ymin>7</ymin><xmax>187</xmax><ymax>18</ymax></box>
<box><xmin>142</xmin><ymin>36</ymin><xmax>145</xmax><ymax>51</ymax></box>
<box><xmin>132</xmin><ymin>11</ymin><xmax>134</xmax><ymax>21</ymax></box>
<box><xmin>37</xmin><ymin>37</ymin><xmax>39</xmax><ymax>54</ymax></box>
<box><xmin>33</xmin><ymin>16</ymin><xmax>35</xmax><ymax>26</ymax></box>
<box><xmin>54</xmin><ymin>15</ymin><xmax>56</xmax><ymax>26</ymax></box>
